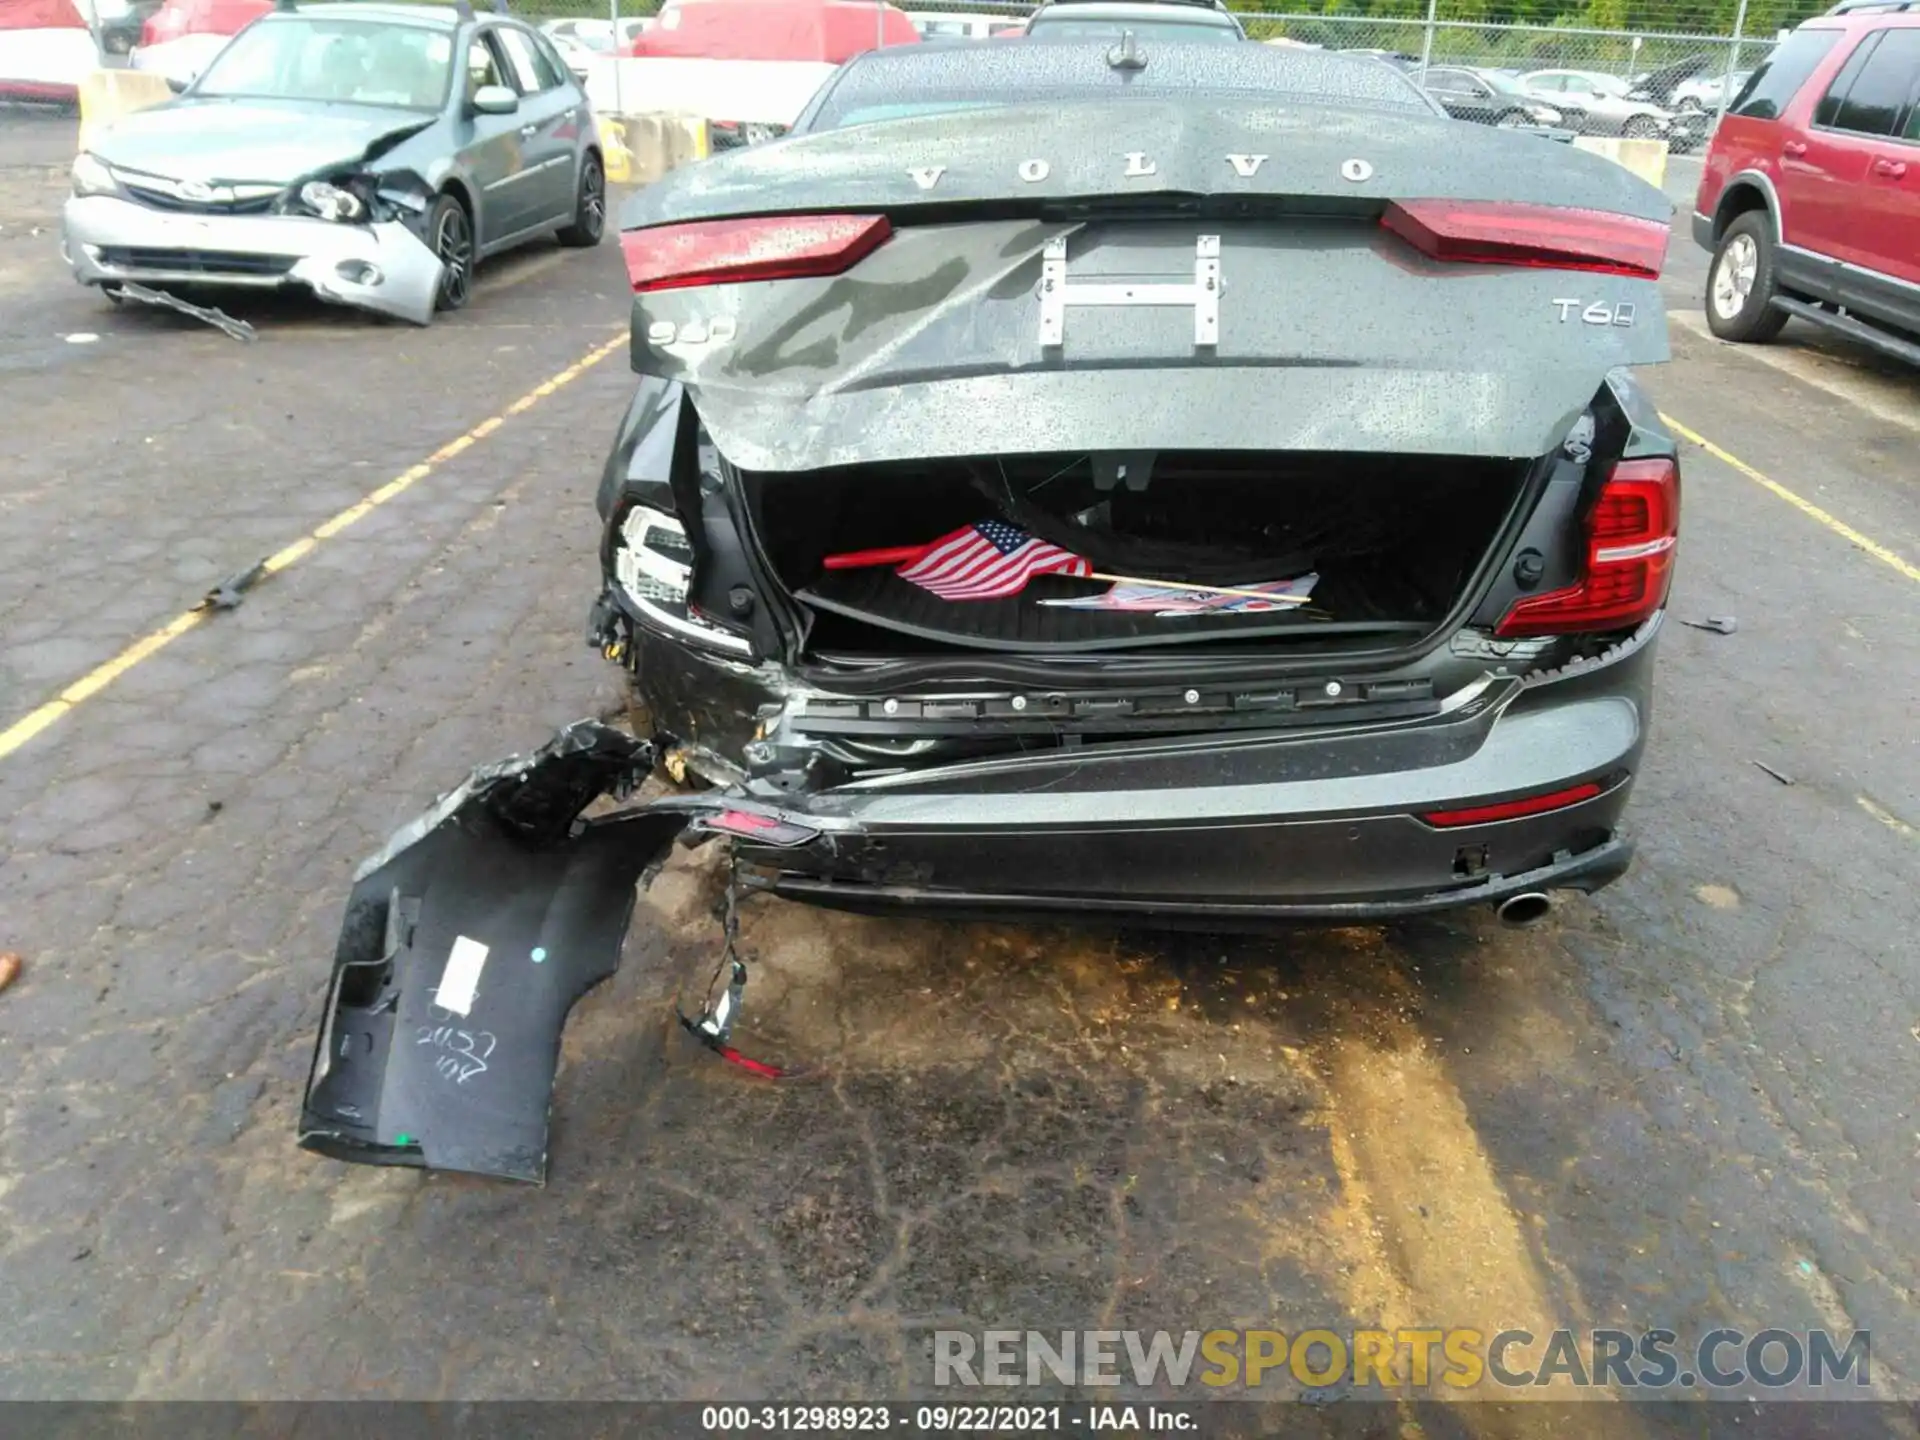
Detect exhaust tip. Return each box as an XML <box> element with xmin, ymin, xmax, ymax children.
<box><xmin>1496</xmin><ymin>891</ymin><xmax>1554</xmax><ymax>929</ymax></box>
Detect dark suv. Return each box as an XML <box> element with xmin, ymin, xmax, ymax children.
<box><xmin>1694</xmin><ymin>0</ymin><xmax>1920</xmax><ymax>363</ymax></box>
<box><xmin>1022</xmin><ymin>0</ymin><xmax>1247</xmax><ymax>43</ymax></box>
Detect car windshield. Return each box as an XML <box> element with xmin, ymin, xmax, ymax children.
<box><xmin>1476</xmin><ymin>71</ymin><xmax>1528</xmax><ymax>95</ymax></box>
<box><xmin>194</xmin><ymin>17</ymin><xmax>454</xmax><ymax>110</ymax></box>
<box><xmin>1028</xmin><ymin>16</ymin><xmax>1239</xmax><ymax>41</ymax></box>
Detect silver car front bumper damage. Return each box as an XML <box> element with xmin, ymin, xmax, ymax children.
<box><xmin>62</xmin><ymin>194</ymin><xmax>445</xmax><ymax>326</ymax></box>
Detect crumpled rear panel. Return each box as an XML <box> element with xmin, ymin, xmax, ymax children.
<box><xmin>634</xmin><ymin>213</ymin><xmax>1668</xmax><ymax>471</ymax></box>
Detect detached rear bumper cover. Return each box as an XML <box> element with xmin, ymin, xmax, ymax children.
<box><xmin>299</xmin><ymin>724</ymin><xmax>702</xmax><ymax>1183</ymax></box>
<box><xmin>62</xmin><ymin>195</ymin><xmax>445</xmax><ymax>326</ymax></box>
<box><xmin>301</xmin><ymin>670</ymin><xmax>1642</xmax><ymax>1180</ymax></box>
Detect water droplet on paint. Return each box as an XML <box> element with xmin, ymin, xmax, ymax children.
<box><xmin>531</xmin><ymin>947</ymin><xmax>547</xmax><ymax>964</ymax></box>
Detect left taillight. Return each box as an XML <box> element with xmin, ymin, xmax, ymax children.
<box><xmin>622</xmin><ymin>214</ymin><xmax>892</xmax><ymax>293</ymax></box>
<box><xmin>1496</xmin><ymin>457</ymin><xmax>1679</xmax><ymax>638</ymax></box>
<box><xmin>611</xmin><ymin>504</ymin><xmax>752</xmax><ymax>654</ymax></box>
<box><xmin>1382</xmin><ymin>199</ymin><xmax>1668</xmax><ymax>279</ymax></box>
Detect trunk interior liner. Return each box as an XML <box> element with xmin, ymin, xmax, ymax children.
<box><xmin>752</xmin><ymin>450</ymin><xmax>1533</xmax><ymax>657</ymax></box>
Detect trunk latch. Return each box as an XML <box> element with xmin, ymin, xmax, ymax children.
<box><xmin>1038</xmin><ymin>234</ymin><xmax>1221</xmax><ymax>350</ymax></box>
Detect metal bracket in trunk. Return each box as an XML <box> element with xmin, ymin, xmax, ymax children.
<box><xmin>1038</xmin><ymin>234</ymin><xmax>1221</xmax><ymax>349</ymax></box>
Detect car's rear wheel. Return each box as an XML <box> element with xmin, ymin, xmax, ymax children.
<box><xmin>1706</xmin><ymin>211</ymin><xmax>1788</xmax><ymax>344</ymax></box>
<box><xmin>429</xmin><ymin>193</ymin><xmax>474</xmax><ymax>313</ymax></box>
<box><xmin>1622</xmin><ymin>114</ymin><xmax>1662</xmax><ymax>139</ymax></box>
<box><xmin>556</xmin><ymin>152</ymin><xmax>606</xmax><ymax>248</ymax></box>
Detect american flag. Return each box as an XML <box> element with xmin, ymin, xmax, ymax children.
<box><xmin>896</xmin><ymin>521</ymin><xmax>1093</xmax><ymax>601</ymax></box>
<box><xmin>1040</xmin><ymin>574</ymin><xmax>1318</xmax><ymax>614</ymax></box>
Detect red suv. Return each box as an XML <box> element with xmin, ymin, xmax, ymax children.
<box><xmin>1694</xmin><ymin>0</ymin><xmax>1920</xmax><ymax>362</ymax></box>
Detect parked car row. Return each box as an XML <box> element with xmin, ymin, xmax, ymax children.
<box><xmin>1421</xmin><ymin>65</ymin><xmax>1566</xmax><ymax>129</ymax></box>
<box><xmin>1396</xmin><ymin>60</ymin><xmax>1712</xmax><ymax>150</ymax></box>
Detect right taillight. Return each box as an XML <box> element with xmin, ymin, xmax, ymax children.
<box><xmin>1496</xmin><ymin>457</ymin><xmax>1679</xmax><ymax>637</ymax></box>
<box><xmin>621</xmin><ymin>214</ymin><xmax>891</xmax><ymax>293</ymax></box>
<box><xmin>1382</xmin><ymin>200</ymin><xmax>1668</xmax><ymax>279</ymax></box>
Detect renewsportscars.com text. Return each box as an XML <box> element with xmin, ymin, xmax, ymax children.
<box><xmin>932</xmin><ymin>1328</ymin><xmax>1872</xmax><ymax>1392</ymax></box>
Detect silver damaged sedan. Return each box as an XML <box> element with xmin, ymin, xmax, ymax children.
<box><xmin>63</xmin><ymin>0</ymin><xmax>607</xmax><ymax>324</ymax></box>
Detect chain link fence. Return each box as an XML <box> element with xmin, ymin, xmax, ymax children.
<box><xmin>509</xmin><ymin>0</ymin><xmax>1802</xmax><ymax>73</ymax></box>
<box><xmin>887</xmin><ymin>0</ymin><xmax>1817</xmax><ymax>120</ymax></box>
<box><xmin>507</xmin><ymin>0</ymin><xmax>1828</xmax><ymax>157</ymax></box>
<box><xmin>1244</xmin><ymin>11</ymin><xmax>1783</xmax><ymax>127</ymax></box>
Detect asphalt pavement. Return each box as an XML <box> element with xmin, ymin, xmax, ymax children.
<box><xmin>1</xmin><ymin>113</ymin><xmax>1916</xmax><ymax>1429</ymax></box>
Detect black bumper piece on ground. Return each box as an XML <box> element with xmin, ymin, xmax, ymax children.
<box><xmin>298</xmin><ymin>724</ymin><xmax>696</xmax><ymax>1183</ymax></box>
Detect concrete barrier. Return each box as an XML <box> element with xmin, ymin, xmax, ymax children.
<box><xmin>1571</xmin><ymin>136</ymin><xmax>1669</xmax><ymax>190</ymax></box>
<box><xmin>77</xmin><ymin>67</ymin><xmax>174</xmax><ymax>150</ymax></box>
<box><xmin>600</xmin><ymin>112</ymin><xmax>709</xmax><ymax>186</ymax></box>
<box><xmin>581</xmin><ymin>57</ymin><xmax>828</xmax><ymax>185</ymax></box>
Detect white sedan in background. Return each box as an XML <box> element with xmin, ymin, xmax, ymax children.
<box><xmin>1517</xmin><ymin>68</ymin><xmax>1675</xmax><ymax>139</ymax></box>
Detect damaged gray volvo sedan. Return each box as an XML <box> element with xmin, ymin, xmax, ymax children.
<box><xmin>300</xmin><ymin>43</ymin><xmax>1680</xmax><ymax>1181</ymax></box>
<box><xmin>63</xmin><ymin>0</ymin><xmax>605</xmax><ymax>324</ymax></box>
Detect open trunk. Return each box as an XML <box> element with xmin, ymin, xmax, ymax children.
<box><xmin>745</xmin><ymin>450</ymin><xmax>1534</xmax><ymax>656</ymax></box>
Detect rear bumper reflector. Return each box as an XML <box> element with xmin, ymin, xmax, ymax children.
<box><xmin>1421</xmin><ymin>780</ymin><xmax>1605</xmax><ymax>828</ymax></box>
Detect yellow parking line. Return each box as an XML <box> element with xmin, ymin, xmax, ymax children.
<box><xmin>0</xmin><ymin>334</ymin><xmax>627</xmax><ymax>764</ymax></box>
<box><xmin>1858</xmin><ymin>795</ymin><xmax>1915</xmax><ymax>840</ymax></box>
<box><xmin>1661</xmin><ymin>412</ymin><xmax>1920</xmax><ymax>586</ymax></box>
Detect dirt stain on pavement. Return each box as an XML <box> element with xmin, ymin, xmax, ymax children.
<box><xmin>554</xmin><ymin>845</ymin><xmax>1644</xmax><ymax>1423</ymax></box>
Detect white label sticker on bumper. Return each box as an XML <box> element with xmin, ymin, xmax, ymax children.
<box><xmin>436</xmin><ymin>935</ymin><xmax>489</xmax><ymax>1017</ymax></box>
